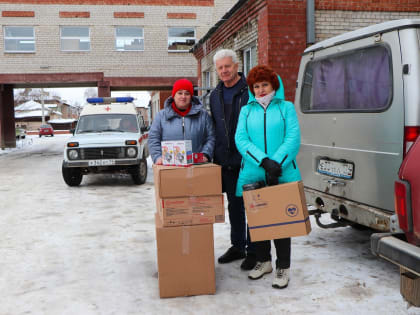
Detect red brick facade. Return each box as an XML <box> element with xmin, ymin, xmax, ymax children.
<box><xmin>114</xmin><ymin>12</ymin><xmax>145</xmax><ymax>18</ymax></box>
<box><xmin>1</xmin><ymin>10</ymin><xmax>34</xmax><ymax>17</ymax></box>
<box><xmin>194</xmin><ymin>0</ymin><xmax>420</xmax><ymax>102</ymax></box>
<box><xmin>167</xmin><ymin>12</ymin><xmax>197</xmax><ymax>19</ymax></box>
<box><xmin>0</xmin><ymin>0</ymin><xmax>213</xmax><ymax>5</ymax></box>
<box><xmin>59</xmin><ymin>11</ymin><xmax>90</xmax><ymax>18</ymax></box>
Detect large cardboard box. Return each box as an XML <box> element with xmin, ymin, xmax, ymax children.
<box><xmin>155</xmin><ymin>213</ymin><xmax>216</xmax><ymax>298</ymax></box>
<box><xmin>243</xmin><ymin>181</ymin><xmax>311</xmax><ymax>242</ymax></box>
<box><xmin>153</xmin><ymin>164</ymin><xmax>222</xmax><ymax>198</ymax></box>
<box><xmin>157</xmin><ymin>194</ymin><xmax>225</xmax><ymax>227</ymax></box>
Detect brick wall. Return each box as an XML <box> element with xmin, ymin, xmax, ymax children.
<box><xmin>315</xmin><ymin>10</ymin><xmax>420</xmax><ymax>42</ymax></box>
<box><xmin>199</xmin><ymin>16</ymin><xmax>259</xmax><ymax>89</ymax></box>
<box><xmin>0</xmin><ymin>0</ymin><xmax>236</xmax><ymax>79</ymax></box>
<box><xmin>264</xmin><ymin>0</ymin><xmax>306</xmax><ymax>101</ymax></box>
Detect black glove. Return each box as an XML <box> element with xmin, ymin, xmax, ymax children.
<box><xmin>261</xmin><ymin>158</ymin><xmax>282</xmax><ymax>177</ymax></box>
<box><xmin>266</xmin><ymin>172</ymin><xmax>279</xmax><ymax>186</ymax></box>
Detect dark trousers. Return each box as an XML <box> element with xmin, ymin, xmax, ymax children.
<box><xmin>226</xmin><ymin>190</ymin><xmax>255</xmax><ymax>254</ymax></box>
<box><xmin>223</xmin><ymin>168</ymin><xmax>255</xmax><ymax>254</ymax></box>
<box><xmin>255</xmin><ymin>238</ymin><xmax>291</xmax><ymax>269</ymax></box>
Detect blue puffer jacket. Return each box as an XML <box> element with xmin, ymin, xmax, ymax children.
<box><xmin>235</xmin><ymin>76</ymin><xmax>301</xmax><ymax>197</ymax></box>
<box><xmin>148</xmin><ymin>96</ymin><xmax>216</xmax><ymax>163</ymax></box>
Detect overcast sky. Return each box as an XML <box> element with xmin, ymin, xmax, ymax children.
<box><xmin>49</xmin><ymin>88</ymin><xmax>151</xmax><ymax>107</ymax></box>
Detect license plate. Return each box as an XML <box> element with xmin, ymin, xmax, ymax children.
<box><xmin>317</xmin><ymin>159</ymin><xmax>354</xmax><ymax>179</ymax></box>
<box><xmin>88</xmin><ymin>159</ymin><xmax>116</xmax><ymax>166</ymax></box>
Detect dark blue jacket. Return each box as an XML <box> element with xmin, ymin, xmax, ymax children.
<box><xmin>210</xmin><ymin>73</ymin><xmax>249</xmax><ymax>170</ymax></box>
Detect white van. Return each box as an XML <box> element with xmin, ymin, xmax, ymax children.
<box><xmin>295</xmin><ymin>19</ymin><xmax>420</xmax><ymax>231</ymax></box>
<box><xmin>62</xmin><ymin>97</ymin><xmax>149</xmax><ymax>186</ymax></box>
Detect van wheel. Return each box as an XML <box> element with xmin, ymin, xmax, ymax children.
<box><xmin>62</xmin><ymin>162</ymin><xmax>83</xmax><ymax>186</ymax></box>
<box><xmin>132</xmin><ymin>158</ymin><xmax>147</xmax><ymax>185</ymax></box>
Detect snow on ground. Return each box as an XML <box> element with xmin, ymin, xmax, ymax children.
<box><xmin>0</xmin><ymin>135</ymin><xmax>419</xmax><ymax>315</ymax></box>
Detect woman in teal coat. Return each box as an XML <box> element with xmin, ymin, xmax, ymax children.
<box><xmin>235</xmin><ymin>65</ymin><xmax>301</xmax><ymax>289</ymax></box>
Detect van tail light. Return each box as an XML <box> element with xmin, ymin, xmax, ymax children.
<box><xmin>403</xmin><ymin>126</ymin><xmax>420</xmax><ymax>157</ymax></box>
<box><xmin>394</xmin><ymin>180</ymin><xmax>412</xmax><ymax>232</ymax></box>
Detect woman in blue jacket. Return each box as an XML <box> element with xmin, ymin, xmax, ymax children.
<box><xmin>149</xmin><ymin>79</ymin><xmax>215</xmax><ymax>164</ymax></box>
<box><xmin>235</xmin><ymin>65</ymin><xmax>301</xmax><ymax>289</ymax></box>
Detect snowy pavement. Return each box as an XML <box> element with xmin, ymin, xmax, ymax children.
<box><xmin>0</xmin><ymin>135</ymin><xmax>418</xmax><ymax>315</ymax></box>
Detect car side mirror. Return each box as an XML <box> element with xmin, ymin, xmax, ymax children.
<box><xmin>70</xmin><ymin>128</ymin><xmax>75</xmax><ymax>135</ymax></box>
<box><xmin>140</xmin><ymin>126</ymin><xmax>149</xmax><ymax>133</ymax></box>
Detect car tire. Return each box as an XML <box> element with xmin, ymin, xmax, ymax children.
<box><xmin>131</xmin><ymin>158</ymin><xmax>147</xmax><ymax>185</ymax></box>
<box><xmin>62</xmin><ymin>162</ymin><xmax>83</xmax><ymax>186</ymax></box>
<box><xmin>51</xmin><ymin>134</ymin><xmax>54</xmax><ymax>137</ymax></box>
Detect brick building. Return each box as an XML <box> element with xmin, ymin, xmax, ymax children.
<box><xmin>192</xmin><ymin>0</ymin><xmax>420</xmax><ymax>103</ymax></box>
<box><xmin>0</xmin><ymin>0</ymin><xmax>237</xmax><ymax>148</ymax></box>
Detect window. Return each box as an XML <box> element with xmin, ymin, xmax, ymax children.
<box><xmin>115</xmin><ymin>26</ymin><xmax>144</xmax><ymax>51</ymax></box>
<box><xmin>168</xmin><ymin>27</ymin><xmax>195</xmax><ymax>52</ymax></box>
<box><xmin>243</xmin><ymin>46</ymin><xmax>256</xmax><ymax>76</ymax></box>
<box><xmin>301</xmin><ymin>45</ymin><xmax>392</xmax><ymax>112</ymax></box>
<box><xmin>4</xmin><ymin>26</ymin><xmax>35</xmax><ymax>53</ymax></box>
<box><xmin>60</xmin><ymin>26</ymin><xmax>90</xmax><ymax>51</ymax></box>
<box><xmin>203</xmin><ymin>71</ymin><xmax>211</xmax><ymax>88</ymax></box>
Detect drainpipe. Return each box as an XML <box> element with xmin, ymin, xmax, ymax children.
<box><xmin>307</xmin><ymin>0</ymin><xmax>315</xmax><ymax>44</ymax></box>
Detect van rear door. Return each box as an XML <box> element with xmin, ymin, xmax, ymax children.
<box><xmin>296</xmin><ymin>30</ymin><xmax>404</xmax><ymax>212</ymax></box>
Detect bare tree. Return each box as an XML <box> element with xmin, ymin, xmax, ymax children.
<box><xmin>83</xmin><ymin>88</ymin><xmax>97</xmax><ymax>100</ymax></box>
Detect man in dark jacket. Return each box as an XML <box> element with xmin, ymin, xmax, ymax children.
<box><xmin>210</xmin><ymin>49</ymin><xmax>256</xmax><ymax>270</ymax></box>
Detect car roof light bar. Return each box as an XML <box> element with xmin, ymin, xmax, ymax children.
<box><xmin>86</xmin><ymin>97</ymin><xmax>134</xmax><ymax>104</ymax></box>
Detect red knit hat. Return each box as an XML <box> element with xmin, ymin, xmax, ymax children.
<box><xmin>172</xmin><ymin>79</ymin><xmax>194</xmax><ymax>98</ymax></box>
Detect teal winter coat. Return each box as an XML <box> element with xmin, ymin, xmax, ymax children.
<box><xmin>235</xmin><ymin>76</ymin><xmax>301</xmax><ymax>197</ymax></box>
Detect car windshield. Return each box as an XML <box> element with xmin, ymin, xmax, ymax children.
<box><xmin>76</xmin><ymin>114</ymin><xmax>139</xmax><ymax>134</ymax></box>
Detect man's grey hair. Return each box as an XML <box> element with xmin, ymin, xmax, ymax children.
<box><xmin>213</xmin><ymin>49</ymin><xmax>238</xmax><ymax>65</ymax></box>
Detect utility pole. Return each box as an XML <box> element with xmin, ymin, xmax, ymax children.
<box><xmin>40</xmin><ymin>88</ymin><xmax>48</xmax><ymax>125</ymax></box>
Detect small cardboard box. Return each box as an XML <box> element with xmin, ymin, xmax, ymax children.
<box><xmin>161</xmin><ymin>141</ymin><xmax>175</xmax><ymax>166</ymax></box>
<box><xmin>153</xmin><ymin>164</ymin><xmax>222</xmax><ymax>198</ymax></box>
<box><xmin>155</xmin><ymin>213</ymin><xmax>216</xmax><ymax>298</ymax></box>
<box><xmin>174</xmin><ymin>140</ymin><xmax>193</xmax><ymax>166</ymax></box>
<box><xmin>157</xmin><ymin>194</ymin><xmax>225</xmax><ymax>227</ymax></box>
<box><xmin>243</xmin><ymin>181</ymin><xmax>311</xmax><ymax>242</ymax></box>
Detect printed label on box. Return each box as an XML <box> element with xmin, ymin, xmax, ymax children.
<box><xmin>161</xmin><ymin>141</ymin><xmax>175</xmax><ymax>166</ymax></box>
<box><xmin>173</xmin><ymin>140</ymin><xmax>193</xmax><ymax>166</ymax></box>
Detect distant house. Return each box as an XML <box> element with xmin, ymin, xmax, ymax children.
<box><xmin>14</xmin><ymin>99</ymin><xmax>76</xmax><ymax>130</ymax></box>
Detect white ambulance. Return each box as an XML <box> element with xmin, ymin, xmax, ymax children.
<box><xmin>62</xmin><ymin>97</ymin><xmax>149</xmax><ymax>186</ymax></box>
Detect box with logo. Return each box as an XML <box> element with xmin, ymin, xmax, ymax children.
<box><xmin>242</xmin><ymin>181</ymin><xmax>311</xmax><ymax>242</ymax></box>
<box><xmin>156</xmin><ymin>194</ymin><xmax>225</xmax><ymax>227</ymax></box>
<box><xmin>155</xmin><ymin>213</ymin><xmax>216</xmax><ymax>298</ymax></box>
<box><xmin>153</xmin><ymin>164</ymin><xmax>222</xmax><ymax>198</ymax></box>
<box><xmin>173</xmin><ymin>140</ymin><xmax>193</xmax><ymax>166</ymax></box>
<box><xmin>161</xmin><ymin>141</ymin><xmax>175</xmax><ymax>166</ymax></box>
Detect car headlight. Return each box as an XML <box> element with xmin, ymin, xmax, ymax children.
<box><xmin>68</xmin><ymin>149</ymin><xmax>79</xmax><ymax>160</ymax></box>
<box><xmin>126</xmin><ymin>147</ymin><xmax>137</xmax><ymax>158</ymax></box>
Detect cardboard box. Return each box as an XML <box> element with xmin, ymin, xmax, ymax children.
<box><xmin>153</xmin><ymin>163</ymin><xmax>222</xmax><ymax>198</ymax></box>
<box><xmin>174</xmin><ymin>140</ymin><xmax>193</xmax><ymax>166</ymax></box>
<box><xmin>157</xmin><ymin>194</ymin><xmax>225</xmax><ymax>227</ymax></box>
<box><xmin>161</xmin><ymin>141</ymin><xmax>175</xmax><ymax>166</ymax></box>
<box><xmin>400</xmin><ymin>267</ymin><xmax>420</xmax><ymax>306</ymax></box>
<box><xmin>243</xmin><ymin>181</ymin><xmax>311</xmax><ymax>242</ymax></box>
<box><xmin>155</xmin><ymin>213</ymin><xmax>216</xmax><ymax>298</ymax></box>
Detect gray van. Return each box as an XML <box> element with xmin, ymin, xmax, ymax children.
<box><xmin>295</xmin><ymin>19</ymin><xmax>420</xmax><ymax>232</ymax></box>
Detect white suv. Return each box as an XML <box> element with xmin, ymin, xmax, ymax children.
<box><xmin>62</xmin><ymin>97</ymin><xmax>149</xmax><ymax>186</ymax></box>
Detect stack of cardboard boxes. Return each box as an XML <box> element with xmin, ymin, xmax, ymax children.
<box><xmin>153</xmin><ymin>163</ymin><xmax>223</xmax><ymax>298</ymax></box>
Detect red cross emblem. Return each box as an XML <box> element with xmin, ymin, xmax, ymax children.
<box><xmin>105</xmin><ymin>106</ymin><xmax>111</xmax><ymax>112</ymax></box>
